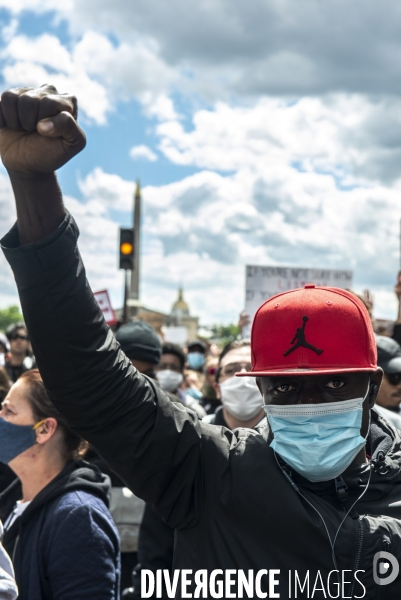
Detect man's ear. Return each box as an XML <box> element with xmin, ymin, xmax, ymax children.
<box><xmin>213</xmin><ymin>382</ymin><xmax>221</xmax><ymax>400</ymax></box>
<box><xmin>368</xmin><ymin>368</ymin><xmax>383</xmax><ymax>408</ymax></box>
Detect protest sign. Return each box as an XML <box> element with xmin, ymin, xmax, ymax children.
<box><xmin>94</xmin><ymin>289</ymin><xmax>118</xmax><ymax>326</ymax></box>
<box><xmin>243</xmin><ymin>265</ymin><xmax>353</xmax><ymax>337</ymax></box>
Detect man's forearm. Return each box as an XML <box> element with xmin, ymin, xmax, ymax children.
<box><xmin>8</xmin><ymin>171</ymin><xmax>65</xmax><ymax>245</ymax></box>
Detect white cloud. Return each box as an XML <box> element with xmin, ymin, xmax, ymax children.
<box><xmin>2</xmin><ymin>157</ymin><xmax>400</xmax><ymax>324</ymax></box>
<box><xmin>0</xmin><ymin>176</ymin><xmax>126</xmax><ymax>315</ymax></box>
<box><xmin>64</xmin><ymin>195</ymin><xmax>122</xmax><ymax>295</ymax></box>
<box><xmin>1</xmin><ymin>18</ymin><xmax>18</xmax><ymax>43</ymax></box>
<box><xmin>155</xmin><ymin>94</ymin><xmax>401</xmax><ymax>187</ymax></box>
<box><xmin>31</xmin><ymin>90</ymin><xmax>401</xmax><ymax>323</ymax></box>
<box><xmin>0</xmin><ymin>172</ymin><xmax>22</xmax><ymax>310</ymax></box>
<box><xmin>130</xmin><ymin>145</ymin><xmax>158</xmax><ymax>162</ymax></box>
<box><xmin>69</xmin><ymin>161</ymin><xmax>400</xmax><ymax>323</ymax></box>
<box><xmin>2</xmin><ymin>34</ymin><xmax>110</xmax><ymax>124</ymax></box>
<box><xmin>2</xmin><ymin>4</ymin><xmax>401</xmax><ymax>324</ymax></box>
<box><xmin>7</xmin><ymin>0</ymin><xmax>401</xmax><ymax>101</ymax></box>
<box><xmin>78</xmin><ymin>167</ymin><xmax>135</xmax><ymax>212</ymax></box>
<box><xmin>1</xmin><ymin>30</ymin><xmax>176</xmax><ymax>125</ymax></box>
<box><xmin>141</xmin><ymin>94</ymin><xmax>180</xmax><ymax>121</ymax></box>
<box><xmin>4</xmin><ymin>33</ymin><xmax>72</xmax><ymax>71</ymax></box>
<box><xmin>73</xmin><ymin>31</ymin><xmax>175</xmax><ymax>106</ymax></box>
<box><xmin>0</xmin><ymin>0</ymin><xmax>70</xmax><ymax>12</ymax></box>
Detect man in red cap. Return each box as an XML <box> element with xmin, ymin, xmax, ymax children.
<box><xmin>1</xmin><ymin>85</ymin><xmax>401</xmax><ymax>598</ymax></box>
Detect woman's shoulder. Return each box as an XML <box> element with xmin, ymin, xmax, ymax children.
<box><xmin>46</xmin><ymin>489</ymin><xmax>112</xmax><ymax>519</ymax></box>
<box><xmin>34</xmin><ymin>459</ymin><xmax>112</xmax><ymax>518</ymax></box>
<box><xmin>41</xmin><ymin>490</ymin><xmax>119</xmax><ymax>550</ymax></box>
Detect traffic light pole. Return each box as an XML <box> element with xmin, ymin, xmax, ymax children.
<box><xmin>119</xmin><ymin>226</ymin><xmax>134</xmax><ymax>324</ymax></box>
<box><xmin>122</xmin><ymin>269</ymin><xmax>130</xmax><ymax>324</ymax></box>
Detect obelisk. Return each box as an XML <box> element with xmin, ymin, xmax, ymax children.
<box><xmin>130</xmin><ymin>181</ymin><xmax>141</xmax><ymax>300</ymax></box>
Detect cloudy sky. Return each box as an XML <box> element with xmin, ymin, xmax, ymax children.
<box><xmin>1</xmin><ymin>0</ymin><xmax>401</xmax><ymax>324</ymax></box>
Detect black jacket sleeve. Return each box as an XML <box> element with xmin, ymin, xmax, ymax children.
<box><xmin>1</xmin><ymin>212</ymin><xmax>204</xmax><ymax>529</ymax></box>
<box><xmin>130</xmin><ymin>504</ymin><xmax>175</xmax><ymax>599</ymax></box>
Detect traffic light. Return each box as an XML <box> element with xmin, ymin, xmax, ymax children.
<box><xmin>119</xmin><ymin>228</ymin><xmax>134</xmax><ymax>270</ymax></box>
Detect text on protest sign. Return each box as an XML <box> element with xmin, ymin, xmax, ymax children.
<box><xmin>244</xmin><ymin>265</ymin><xmax>353</xmax><ymax>336</ymax></box>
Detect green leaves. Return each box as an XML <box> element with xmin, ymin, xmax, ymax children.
<box><xmin>0</xmin><ymin>305</ymin><xmax>23</xmax><ymax>332</ymax></box>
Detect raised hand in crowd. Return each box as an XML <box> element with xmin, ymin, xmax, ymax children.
<box><xmin>0</xmin><ymin>85</ymin><xmax>85</xmax><ymax>244</ymax></box>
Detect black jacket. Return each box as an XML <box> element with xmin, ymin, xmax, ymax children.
<box><xmin>203</xmin><ymin>405</ymin><xmax>229</xmax><ymax>427</ymax></box>
<box><xmin>0</xmin><ymin>460</ymin><xmax>120</xmax><ymax>600</ymax></box>
<box><xmin>130</xmin><ymin>408</ymin><xmax>253</xmax><ymax>598</ymax></box>
<box><xmin>2</xmin><ymin>212</ymin><xmax>401</xmax><ymax>598</ymax></box>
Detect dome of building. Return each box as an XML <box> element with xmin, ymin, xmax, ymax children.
<box><xmin>171</xmin><ymin>288</ymin><xmax>190</xmax><ymax>316</ymax></box>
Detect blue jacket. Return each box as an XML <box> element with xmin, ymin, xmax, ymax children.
<box><xmin>0</xmin><ymin>461</ymin><xmax>120</xmax><ymax>600</ymax></box>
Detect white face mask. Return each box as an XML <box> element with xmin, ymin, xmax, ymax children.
<box><xmin>220</xmin><ymin>376</ymin><xmax>263</xmax><ymax>421</ymax></box>
<box><xmin>156</xmin><ymin>370</ymin><xmax>183</xmax><ymax>393</ymax></box>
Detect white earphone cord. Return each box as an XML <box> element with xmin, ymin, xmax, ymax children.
<box><xmin>274</xmin><ymin>451</ymin><xmax>373</xmax><ymax>592</ymax></box>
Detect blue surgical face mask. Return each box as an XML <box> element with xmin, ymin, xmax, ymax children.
<box><xmin>0</xmin><ymin>417</ymin><xmax>45</xmax><ymax>464</ymax></box>
<box><xmin>263</xmin><ymin>387</ymin><xmax>370</xmax><ymax>482</ymax></box>
<box><xmin>187</xmin><ymin>352</ymin><xmax>205</xmax><ymax>370</ymax></box>
<box><xmin>185</xmin><ymin>387</ymin><xmax>203</xmax><ymax>400</ymax></box>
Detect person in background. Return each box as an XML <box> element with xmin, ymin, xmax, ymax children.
<box><xmin>0</xmin><ymin>370</ymin><xmax>120</xmax><ymax>599</ymax></box>
<box><xmin>200</xmin><ymin>356</ymin><xmax>220</xmax><ymax>415</ymax></box>
<box><xmin>181</xmin><ymin>369</ymin><xmax>203</xmax><ymax>400</ymax></box>
<box><xmin>115</xmin><ymin>320</ymin><xmax>162</xmax><ymax>378</ymax></box>
<box><xmin>156</xmin><ymin>343</ymin><xmax>206</xmax><ymax>418</ymax></box>
<box><xmin>393</xmin><ymin>270</ymin><xmax>401</xmax><ymax>345</ymax></box>
<box><xmin>375</xmin><ymin>336</ymin><xmax>401</xmax><ymax>419</ymax></box>
<box><xmin>0</xmin><ymin>367</ymin><xmax>15</xmax><ymax>495</ymax></box>
<box><xmin>0</xmin><ymin>350</ymin><xmax>16</xmax><ymax>495</ymax></box>
<box><xmin>186</xmin><ymin>339</ymin><xmax>206</xmax><ymax>372</ymax></box>
<box><xmin>0</xmin><ymin>523</ymin><xmax>18</xmax><ymax>600</ymax></box>
<box><xmin>5</xmin><ymin>323</ymin><xmax>33</xmax><ymax>383</ymax></box>
<box><xmin>0</xmin><ymin>333</ymin><xmax>10</xmax><ymax>368</ymax></box>
<box><xmin>203</xmin><ymin>340</ymin><xmax>264</xmax><ymax>428</ymax></box>
<box><xmin>0</xmin><ymin>362</ymin><xmax>17</xmax><ymax>497</ymax></box>
<box><xmin>0</xmin><ymin>366</ymin><xmax>11</xmax><ymax>403</ymax></box>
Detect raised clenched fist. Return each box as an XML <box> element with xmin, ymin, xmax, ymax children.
<box><xmin>0</xmin><ymin>84</ymin><xmax>86</xmax><ymax>177</ymax></box>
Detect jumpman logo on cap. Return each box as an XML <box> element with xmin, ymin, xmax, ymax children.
<box><xmin>283</xmin><ymin>316</ymin><xmax>323</xmax><ymax>357</ymax></box>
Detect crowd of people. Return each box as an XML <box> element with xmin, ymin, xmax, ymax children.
<box><xmin>1</xmin><ymin>293</ymin><xmax>401</xmax><ymax>597</ymax></box>
<box><xmin>0</xmin><ymin>84</ymin><xmax>401</xmax><ymax>598</ymax></box>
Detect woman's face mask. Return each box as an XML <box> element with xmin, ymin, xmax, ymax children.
<box><xmin>0</xmin><ymin>417</ymin><xmax>45</xmax><ymax>464</ymax></box>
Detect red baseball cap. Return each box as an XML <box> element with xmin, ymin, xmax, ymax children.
<box><xmin>237</xmin><ymin>284</ymin><xmax>377</xmax><ymax>377</ymax></box>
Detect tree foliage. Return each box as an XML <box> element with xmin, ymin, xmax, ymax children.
<box><xmin>0</xmin><ymin>305</ymin><xmax>24</xmax><ymax>333</ymax></box>
<box><xmin>210</xmin><ymin>323</ymin><xmax>240</xmax><ymax>347</ymax></box>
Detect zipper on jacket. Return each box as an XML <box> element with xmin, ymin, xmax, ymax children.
<box><xmin>349</xmin><ymin>518</ymin><xmax>363</xmax><ymax>599</ymax></box>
